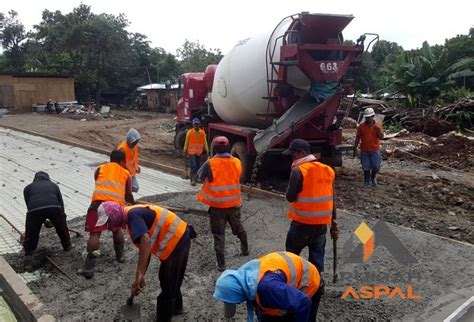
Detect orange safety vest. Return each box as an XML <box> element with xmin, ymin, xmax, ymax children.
<box><xmin>186</xmin><ymin>128</ymin><xmax>206</xmax><ymax>155</ymax></box>
<box><xmin>92</xmin><ymin>162</ymin><xmax>131</xmax><ymax>206</ymax></box>
<box><xmin>197</xmin><ymin>157</ymin><xmax>242</xmax><ymax>208</ymax></box>
<box><xmin>124</xmin><ymin>204</ymin><xmax>187</xmax><ymax>261</ymax></box>
<box><xmin>288</xmin><ymin>161</ymin><xmax>335</xmax><ymax>225</ymax></box>
<box><xmin>117</xmin><ymin>141</ymin><xmax>139</xmax><ymax>176</ymax></box>
<box><xmin>255</xmin><ymin>252</ymin><xmax>320</xmax><ymax>316</ymax></box>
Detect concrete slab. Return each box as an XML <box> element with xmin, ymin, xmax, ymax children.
<box><xmin>0</xmin><ymin>256</ymin><xmax>54</xmax><ymax>321</ymax></box>
<box><xmin>0</xmin><ymin>128</ymin><xmax>197</xmax><ymax>255</ymax></box>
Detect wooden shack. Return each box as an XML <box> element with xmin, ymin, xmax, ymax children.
<box><xmin>137</xmin><ymin>83</ymin><xmax>180</xmax><ymax>112</ymax></box>
<box><xmin>0</xmin><ymin>73</ymin><xmax>75</xmax><ymax>109</ymax></box>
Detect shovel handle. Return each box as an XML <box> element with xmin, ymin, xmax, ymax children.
<box><xmin>126</xmin><ymin>295</ymin><xmax>134</xmax><ymax>306</ymax></box>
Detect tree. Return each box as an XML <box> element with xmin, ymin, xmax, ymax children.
<box><xmin>176</xmin><ymin>39</ymin><xmax>223</xmax><ymax>73</ymax></box>
<box><xmin>31</xmin><ymin>4</ymin><xmax>150</xmax><ymax>104</ymax></box>
<box><xmin>0</xmin><ymin>10</ymin><xmax>27</xmax><ymax>71</ymax></box>
<box><xmin>149</xmin><ymin>47</ymin><xmax>179</xmax><ymax>82</ymax></box>
<box><xmin>382</xmin><ymin>41</ymin><xmax>474</xmax><ymax>106</ymax></box>
<box><xmin>371</xmin><ymin>40</ymin><xmax>403</xmax><ymax>67</ymax></box>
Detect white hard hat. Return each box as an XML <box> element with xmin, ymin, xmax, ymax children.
<box><xmin>363</xmin><ymin>107</ymin><xmax>375</xmax><ymax>117</ymax></box>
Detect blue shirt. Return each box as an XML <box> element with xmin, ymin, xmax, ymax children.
<box><xmin>126</xmin><ymin>207</ymin><xmax>189</xmax><ymax>253</ymax></box>
<box><xmin>127</xmin><ymin>207</ymin><xmax>155</xmax><ymax>243</ymax></box>
<box><xmin>257</xmin><ymin>270</ymin><xmax>312</xmax><ymax>321</ymax></box>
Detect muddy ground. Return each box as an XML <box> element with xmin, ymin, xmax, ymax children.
<box><xmin>5</xmin><ymin>192</ymin><xmax>474</xmax><ymax>321</ymax></box>
<box><xmin>1</xmin><ymin>111</ymin><xmax>472</xmax><ymax>244</ymax></box>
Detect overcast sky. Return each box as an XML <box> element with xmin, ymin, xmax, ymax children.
<box><xmin>1</xmin><ymin>0</ymin><xmax>472</xmax><ymax>54</ymax></box>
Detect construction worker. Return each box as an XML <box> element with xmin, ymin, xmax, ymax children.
<box><xmin>283</xmin><ymin>139</ymin><xmax>338</xmax><ymax>274</ymax></box>
<box><xmin>197</xmin><ymin>136</ymin><xmax>249</xmax><ymax>271</ymax></box>
<box><xmin>353</xmin><ymin>107</ymin><xmax>384</xmax><ymax>187</ymax></box>
<box><xmin>94</xmin><ymin>202</ymin><xmax>195</xmax><ymax>321</ymax></box>
<box><xmin>214</xmin><ymin>251</ymin><xmax>324</xmax><ymax>322</ymax></box>
<box><xmin>78</xmin><ymin>149</ymin><xmax>135</xmax><ymax>279</ymax></box>
<box><xmin>23</xmin><ymin>171</ymin><xmax>72</xmax><ymax>272</ymax></box>
<box><xmin>117</xmin><ymin>128</ymin><xmax>141</xmax><ymax>192</ymax></box>
<box><xmin>183</xmin><ymin>118</ymin><xmax>209</xmax><ymax>186</ymax></box>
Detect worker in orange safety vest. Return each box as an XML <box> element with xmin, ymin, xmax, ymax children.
<box><xmin>78</xmin><ymin>149</ymin><xmax>135</xmax><ymax>279</ymax></box>
<box><xmin>94</xmin><ymin>202</ymin><xmax>196</xmax><ymax>321</ymax></box>
<box><xmin>214</xmin><ymin>251</ymin><xmax>324</xmax><ymax>322</ymax></box>
<box><xmin>117</xmin><ymin>128</ymin><xmax>141</xmax><ymax>192</ymax></box>
<box><xmin>197</xmin><ymin>136</ymin><xmax>249</xmax><ymax>271</ymax></box>
<box><xmin>183</xmin><ymin>118</ymin><xmax>209</xmax><ymax>186</ymax></box>
<box><xmin>283</xmin><ymin>139</ymin><xmax>339</xmax><ymax>273</ymax></box>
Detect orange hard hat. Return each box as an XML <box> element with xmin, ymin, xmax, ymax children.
<box><xmin>212</xmin><ymin>136</ymin><xmax>229</xmax><ymax>146</ymax></box>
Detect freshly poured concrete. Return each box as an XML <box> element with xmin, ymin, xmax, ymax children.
<box><xmin>0</xmin><ymin>128</ymin><xmax>196</xmax><ymax>255</ymax></box>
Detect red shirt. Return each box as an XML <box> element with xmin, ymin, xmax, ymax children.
<box><xmin>357</xmin><ymin>122</ymin><xmax>383</xmax><ymax>152</ymax></box>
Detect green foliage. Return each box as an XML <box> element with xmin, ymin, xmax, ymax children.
<box><xmin>380</xmin><ymin>41</ymin><xmax>474</xmax><ymax>106</ymax></box>
<box><xmin>176</xmin><ymin>39</ymin><xmax>223</xmax><ymax>73</ymax></box>
<box><xmin>447</xmin><ymin>111</ymin><xmax>473</xmax><ymax>130</ymax></box>
<box><xmin>0</xmin><ymin>10</ymin><xmax>27</xmax><ymax>71</ymax></box>
<box><xmin>385</xmin><ymin>121</ymin><xmax>405</xmax><ymax>134</ymax></box>
<box><xmin>442</xmin><ymin>87</ymin><xmax>472</xmax><ymax>103</ymax></box>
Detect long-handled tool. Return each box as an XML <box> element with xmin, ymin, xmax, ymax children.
<box><xmin>121</xmin><ymin>295</ymin><xmax>141</xmax><ymax>320</ymax></box>
<box><xmin>333</xmin><ymin>238</ymin><xmax>339</xmax><ymax>283</ymax></box>
<box><xmin>0</xmin><ymin>214</ymin><xmax>79</xmax><ymax>285</ymax></box>
<box><xmin>163</xmin><ymin>205</ymin><xmax>208</xmax><ymax>217</ymax></box>
<box><xmin>136</xmin><ymin>200</ymin><xmax>208</xmax><ymax>217</ymax></box>
<box><xmin>44</xmin><ymin>218</ymin><xmax>82</xmax><ymax>237</ymax></box>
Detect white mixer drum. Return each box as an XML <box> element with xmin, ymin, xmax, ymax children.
<box><xmin>211</xmin><ymin>18</ymin><xmax>311</xmax><ymax>129</ymax></box>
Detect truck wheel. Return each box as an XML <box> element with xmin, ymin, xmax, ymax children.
<box><xmin>174</xmin><ymin>128</ymin><xmax>187</xmax><ymax>150</ymax></box>
<box><xmin>319</xmin><ymin>148</ymin><xmax>342</xmax><ymax>167</ymax></box>
<box><xmin>230</xmin><ymin>142</ymin><xmax>249</xmax><ymax>183</ymax></box>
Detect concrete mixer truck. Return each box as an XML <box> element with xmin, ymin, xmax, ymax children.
<box><xmin>174</xmin><ymin>12</ymin><xmax>372</xmax><ymax>181</ymax></box>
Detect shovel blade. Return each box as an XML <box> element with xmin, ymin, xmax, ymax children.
<box><xmin>121</xmin><ymin>303</ymin><xmax>141</xmax><ymax>320</ymax></box>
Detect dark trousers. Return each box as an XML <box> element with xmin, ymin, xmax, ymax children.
<box><xmin>23</xmin><ymin>207</ymin><xmax>70</xmax><ymax>255</ymax></box>
<box><xmin>156</xmin><ymin>237</ymin><xmax>191</xmax><ymax>322</ymax></box>
<box><xmin>260</xmin><ymin>280</ymin><xmax>324</xmax><ymax>322</ymax></box>
<box><xmin>285</xmin><ymin>221</ymin><xmax>327</xmax><ymax>273</ymax></box>
<box><xmin>209</xmin><ymin>207</ymin><xmax>247</xmax><ymax>257</ymax></box>
<box><xmin>188</xmin><ymin>155</ymin><xmax>201</xmax><ymax>175</ymax></box>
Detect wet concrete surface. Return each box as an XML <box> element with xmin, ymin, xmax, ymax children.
<box><xmin>4</xmin><ymin>192</ymin><xmax>474</xmax><ymax>321</ymax></box>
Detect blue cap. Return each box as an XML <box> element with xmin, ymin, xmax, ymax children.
<box><xmin>192</xmin><ymin>118</ymin><xmax>201</xmax><ymax>124</ymax></box>
<box><xmin>282</xmin><ymin>139</ymin><xmax>311</xmax><ymax>155</ymax></box>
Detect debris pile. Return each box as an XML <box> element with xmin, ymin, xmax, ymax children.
<box><xmin>409</xmin><ymin>132</ymin><xmax>474</xmax><ymax>170</ymax></box>
<box><xmin>61</xmin><ymin>105</ymin><xmax>88</xmax><ymax>114</ymax></box>
<box><xmin>348</xmin><ymin>97</ymin><xmax>474</xmax><ymax>137</ymax></box>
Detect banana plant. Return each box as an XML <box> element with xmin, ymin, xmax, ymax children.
<box><xmin>381</xmin><ymin>41</ymin><xmax>474</xmax><ymax>106</ymax></box>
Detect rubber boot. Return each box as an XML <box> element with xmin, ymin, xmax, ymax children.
<box><xmin>190</xmin><ymin>174</ymin><xmax>196</xmax><ymax>186</ymax></box>
<box><xmin>216</xmin><ymin>253</ymin><xmax>226</xmax><ymax>272</ymax></box>
<box><xmin>24</xmin><ymin>255</ymin><xmax>34</xmax><ymax>272</ymax></box>
<box><xmin>174</xmin><ymin>293</ymin><xmax>184</xmax><ymax>315</ymax></box>
<box><xmin>156</xmin><ymin>297</ymin><xmax>175</xmax><ymax>322</ymax></box>
<box><xmin>62</xmin><ymin>240</ymin><xmax>73</xmax><ymax>251</ymax></box>
<box><xmin>363</xmin><ymin>170</ymin><xmax>371</xmax><ymax>187</ymax></box>
<box><xmin>371</xmin><ymin>170</ymin><xmax>378</xmax><ymax>187</ymax></box>
<box><xmin>238</xmin><ymin>231</ymin><xmax>249</xmax><ymax>256</ymax></box>
<box><xmin>114</xmin><ymin>243</ymin><xmax>125</xmax><ymax>263</ymax></box>
<box><xmin>77</xmin><ymin>253</ymin><xmax>96</xmax><ymax>279</ymax></box>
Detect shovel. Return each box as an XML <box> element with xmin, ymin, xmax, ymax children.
<box><xmin>121</xmin><ymin>295</ymin><xmax>141</xmax><ymax>320</ymax></box>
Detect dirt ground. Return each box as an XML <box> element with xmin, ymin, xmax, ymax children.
<box><xmin>1</xmin><ymin>110</ymin><xmax>471</xmax><ymax>244</ymax></box>
<box><xmin>4</xmin><ymin>192</ymin><xmax>474</xmax><ymax>321</ymax></box>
